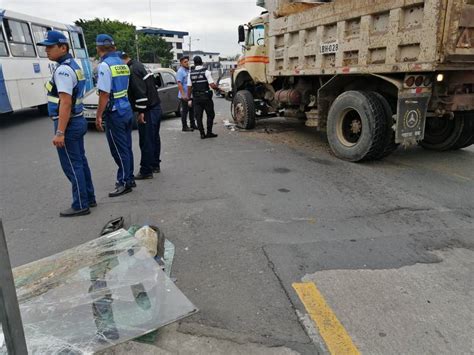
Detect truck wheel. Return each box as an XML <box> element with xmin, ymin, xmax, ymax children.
<box><xmin>327</xmin><ymin>91</ymin><xmax>388</xmax><ymax>162</ymax></box>
<box><xmin>451</xmin><ymin>112</ymin><xmax>474</xmax><ymax>149</ymax></box>
<box><xmin>233</xmin><ymin>90</ymin><xmax>256</xmax><ymax>129</ymax></box>
<box><xmin>420</xmin><ymin>115</ymin><xmax>464</xmax><ymax>151</ymax></box>
<box><xmin>371</xmin><ymin>92</ymin><xmax>399</xmax><ymax>159</ymax></box>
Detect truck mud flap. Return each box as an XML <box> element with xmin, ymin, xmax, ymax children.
<box><xmin>395</xmin><ymin>94</ymin><xmax>431</xmax><ymax>145</ymax></box>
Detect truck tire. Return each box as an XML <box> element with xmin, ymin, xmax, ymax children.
<box><xmin>233</xmin><ymin>90</ymin><xmax>256</xmax><ymax>129</ymax></box>
<box><xmin>420</xmin><ymin>115</ymin><xmax>464</xmax><ymax>151</ymax></box>
<box><xmin>451</xmin><ymin>112</ymin><xmax>474</xmax><ymax>149</ymax></box>
<box><xmin>327</xmin><ymin>91</ymin><xmax>388</xmax><ymax>162</ymax></box>
<box><xmin>371</xmin><ymin>92</ymin><xmax>399</xmax><ymax>159</ymax></box>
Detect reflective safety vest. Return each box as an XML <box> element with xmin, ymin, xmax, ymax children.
<box><xmin>190</xmin><ymin>67</ymin><xmax>210</xmax><ymax>93</ymax></box>
<box><xmin>46</xmin><ymin>55</ymin><xmax>85</xmax><ymax>119</ymax></box>
<box><xmin>102</xmin><ymin>52</ymin><xmax>131</xmax><ymax>112</ymax></box>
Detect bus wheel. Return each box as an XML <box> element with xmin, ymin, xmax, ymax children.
<box><xmin>233</xmin><ymin>90</ymin><xmax>256</xmax><ymax>129</ymax></box>
<box><xmin>451</xmin><ymin>112</ymin><xmax>474</xmax><ymax>150</ymax></box>
<box><xmin>37</xmin><ymin>104</ymin><xmax>48</xmax><ymax>116</ymax></box>
<box><xmin>327</xmin><ymin>91</ymin><xmax>387</xmax><ymax>162</ymax></box>
<box><xmin>420</xmin><ymin>115</ymin><xmax>464</xmax><ymax>151</ymax></box>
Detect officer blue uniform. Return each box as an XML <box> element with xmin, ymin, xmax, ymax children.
<box><xmin>38</xmin><ymin>31</ymin><xmax>96</xmax><ymax>217</ymax></box>
<box><xmin>96</xmin><ymin>34</ymin><xmax>135</xmax><ymax>194</ymax></box>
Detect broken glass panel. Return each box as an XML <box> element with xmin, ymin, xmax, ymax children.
<box><xmin>0</xmin><ymin>229</ymin><xmax>197</xmax><ymax>354</ymax></box>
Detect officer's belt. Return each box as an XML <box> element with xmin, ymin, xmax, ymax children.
<box><xmin>50</xmin><ymin>112</ymin><xmax>84</xmax><ymax>121</ymax></box>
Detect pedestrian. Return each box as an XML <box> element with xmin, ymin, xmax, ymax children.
<box><xmin>120</xmin><ymin>52</ymin><xmax>162</xmax><ymax>179</ymax></box>
<box><xmin>187</xmin><ymin>56</ymin><xmax>221</xmax><ymax>139</ymax></box>
<box><xmin>37</xmin><ymin>30</ymin><xmax>96</xmax><ymax>217</ymax></box>
<box><xmin>176</xmin><ymin>56</ymin><xmax>196</xmax><ymax>132</ymax></box>
<box><xmin>95</xmin><ymin>34</ymin><xmax>135</xmax><ymax>197</ymax></box>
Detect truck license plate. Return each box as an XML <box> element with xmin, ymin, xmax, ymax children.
<box><xmin>320</xmin><ymin>42</ymin><xmax>339</xmax><ymax>54</ymax></box>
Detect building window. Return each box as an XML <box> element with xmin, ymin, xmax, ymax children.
<box><xmin>3</xmin><ymin>19</ymin><xmax>36</xmax><ymax>57</ymax></box>
<box><xmin>176</xmin><ymin>42</ymin><xmax>182</xmax><ymax>50</ymax></box>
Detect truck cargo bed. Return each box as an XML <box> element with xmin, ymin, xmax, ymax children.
<box><xmin>267</xmin><ymin>0</ymin><xmax>474</xmax><ymax>77</ymax></box>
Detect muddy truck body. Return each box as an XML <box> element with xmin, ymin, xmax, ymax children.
<box><xmin>230</xmin><ymin>0</ymin><xmax>474</xmax><ymax>161</ymax></box>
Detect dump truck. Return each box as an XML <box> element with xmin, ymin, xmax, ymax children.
<box><xmin>230</xmin><ymin>0</ymin><xmax>474</xmax><ymax>161</ymax></box>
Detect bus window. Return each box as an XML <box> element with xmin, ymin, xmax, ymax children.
<box><xmin>3</xmin><ymin>19</ymin><xmax>36</xmax><ymax>57</ymax></box>
<box><xmin>71</xmin><ymin>32</ymin><xmax>87</xmax><ymax>59</ymax></box>
<box><xmin>31</xmin><ymin>24</ymin><xmax>51</xmax><ymax>58</ymax></box>
<box><xmin>0</xmin><ymin>26</ymin><xmax>8</xmax><ymax>57</ymax></box>
<box><xmin>58</xmin><ymin>30</ymin><xmax>74</xmax><ymax>56</ymax></box>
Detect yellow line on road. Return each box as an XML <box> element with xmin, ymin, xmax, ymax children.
<box><xmin>293</xmin><ymin>282</ymin><xmax>360</xmax><ymax>355</ymax></box>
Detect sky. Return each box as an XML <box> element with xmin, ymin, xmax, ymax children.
<box><xmin>1</xmin><ymin>0</ymin><xmax>263</xmax><ymax>56</ymax></box>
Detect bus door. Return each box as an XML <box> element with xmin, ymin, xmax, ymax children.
<box><xmin>69</xmin><ymin>29</ymin><xmax>94</xmax><ymax>92</ymax></box>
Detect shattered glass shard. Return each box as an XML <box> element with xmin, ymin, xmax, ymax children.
<box><xmin>0</xmin><ymin>229</ymin><xmax>197</xmax><ymax>354</ymax></box>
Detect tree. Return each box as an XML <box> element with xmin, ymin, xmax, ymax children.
<box><xmin>137</xmin><ymin>33</ymin><xmax>173</xmax><ymax>67</ymax></box>
<box><xmin>75</xmin><ymin>18</ymin><xmax>174</xmax><ymax>66</ymax></box>
<box><xmin>75</xmin><ymin>18</ymin><xmax>136</xmax><ymax>58</ymax></box>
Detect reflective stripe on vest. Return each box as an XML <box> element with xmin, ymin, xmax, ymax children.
<box><xmin>110</xmin><ymin>64</ymin><xmax>130</xmax><ymax>77</ymax></box>
<box><xmin>102</xmin><ymin>54</ymin><xmax>131</xmax><ymax>110</ymax></box>
<box><xmin>46</xmin><ymin>57</ymin><xmax>86</xmax><ymax>118</ymax></box>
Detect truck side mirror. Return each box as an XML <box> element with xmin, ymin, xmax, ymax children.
<box><xmin>238</xmin><ymin>25</ymin><xmax>245</xmax><ymax>43</ymax></box>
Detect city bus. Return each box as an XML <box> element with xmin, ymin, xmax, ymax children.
<box><xmin>0</xmin><ymin>9</ymin><xmax>94</xmax><ymax>115</ymax></box>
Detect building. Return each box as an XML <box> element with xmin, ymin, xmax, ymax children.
<box><xmin>138</xmin><ymin>27</ymin><xmax>189</xmax><ymax>61</ymax></box>
<box><xmin>183</xmin><ymin>50</ymin><xmax>220</xmax><ymax>68</ymax></box>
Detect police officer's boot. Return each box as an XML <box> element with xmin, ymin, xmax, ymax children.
<box><xmin>206</xmin><ymin>131</ymin><xmax>218</xmax><ymax>138</ymax></box>
<box><xmin>200</xmin><ymin>129</ymin><xmax>206</xmax><ymax>139</ymax></box>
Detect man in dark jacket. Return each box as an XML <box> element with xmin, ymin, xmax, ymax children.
<box><xmin>121</xmin><ymin>52</ymin><xmax>162</xmax><ymax>179</ymax></box>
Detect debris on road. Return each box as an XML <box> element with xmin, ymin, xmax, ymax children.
<box><xmin>0</xmin><ymin>228</ymin><xmax>196</xmax><ymax>355</ymax></box>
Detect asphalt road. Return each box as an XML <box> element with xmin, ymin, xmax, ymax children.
<box><xmin>1</xmin><ymin>100</ymin><xmax>473</xmax><ymax>354</ymax></box>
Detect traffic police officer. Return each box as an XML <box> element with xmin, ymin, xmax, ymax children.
<box><xmin>95</xmin><ymin>34</ymin><xmax>135</xmax><ymax>197</ymax></box>
<box><xmin>121</xmin><ymin>52</ymin><xmax>162</xmax><ymax>179</ymax></box>
<box><xmin>37</xmin><ymin>30</ymin><xmax>96</xmax><ymax>217</ymax></box>
<box><xmin>187</xmin><ymin>56</ymin><xmax>220</xmax><ymax>139</ymax></box>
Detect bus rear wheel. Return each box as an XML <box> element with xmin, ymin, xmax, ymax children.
<box><xmin>37</xmin><ymin>104</ymin><xmax>48</xmax><ymax>116</ymax></box>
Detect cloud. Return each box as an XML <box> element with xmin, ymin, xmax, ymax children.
<box><xmin>4</xmin><ymin>0</ymin><xmax>262</xmax><ymax>56</ymax></box>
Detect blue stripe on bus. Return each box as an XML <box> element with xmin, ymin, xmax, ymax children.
<box><xmin>0</xmin><ymin>64</ymin><xmax>13</xmax><ymax>114</ymax></box>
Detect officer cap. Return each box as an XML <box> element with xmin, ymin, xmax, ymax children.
<box><xmin>96</xmin><ymin>34</ymin><xmax>115</xmax><ymax>46</ymax></box>
<box><xmin>193</xmin><ymin>56</ymin><xmax>203</xmax><ymax>65</ymax></box>
<box><xmin>36</xmin><ymin>30</ymin><xmax>69</xmax><ymax>46</ymax></box>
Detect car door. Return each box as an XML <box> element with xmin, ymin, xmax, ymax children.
<box><xmin>161</xmin><ymin>72</ymin><xmax>179</xmax><ymax>114</ymax></box>
<box><xmin>155</xmin><ymin>72</ymin><xmax>170</xmax><ymax>113</ymax></box>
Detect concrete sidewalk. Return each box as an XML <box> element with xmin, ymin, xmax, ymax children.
<box><xmin>299</xmin><ymin>248</ymin><xmax>474</xmax><ymax>354</ymax></box>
